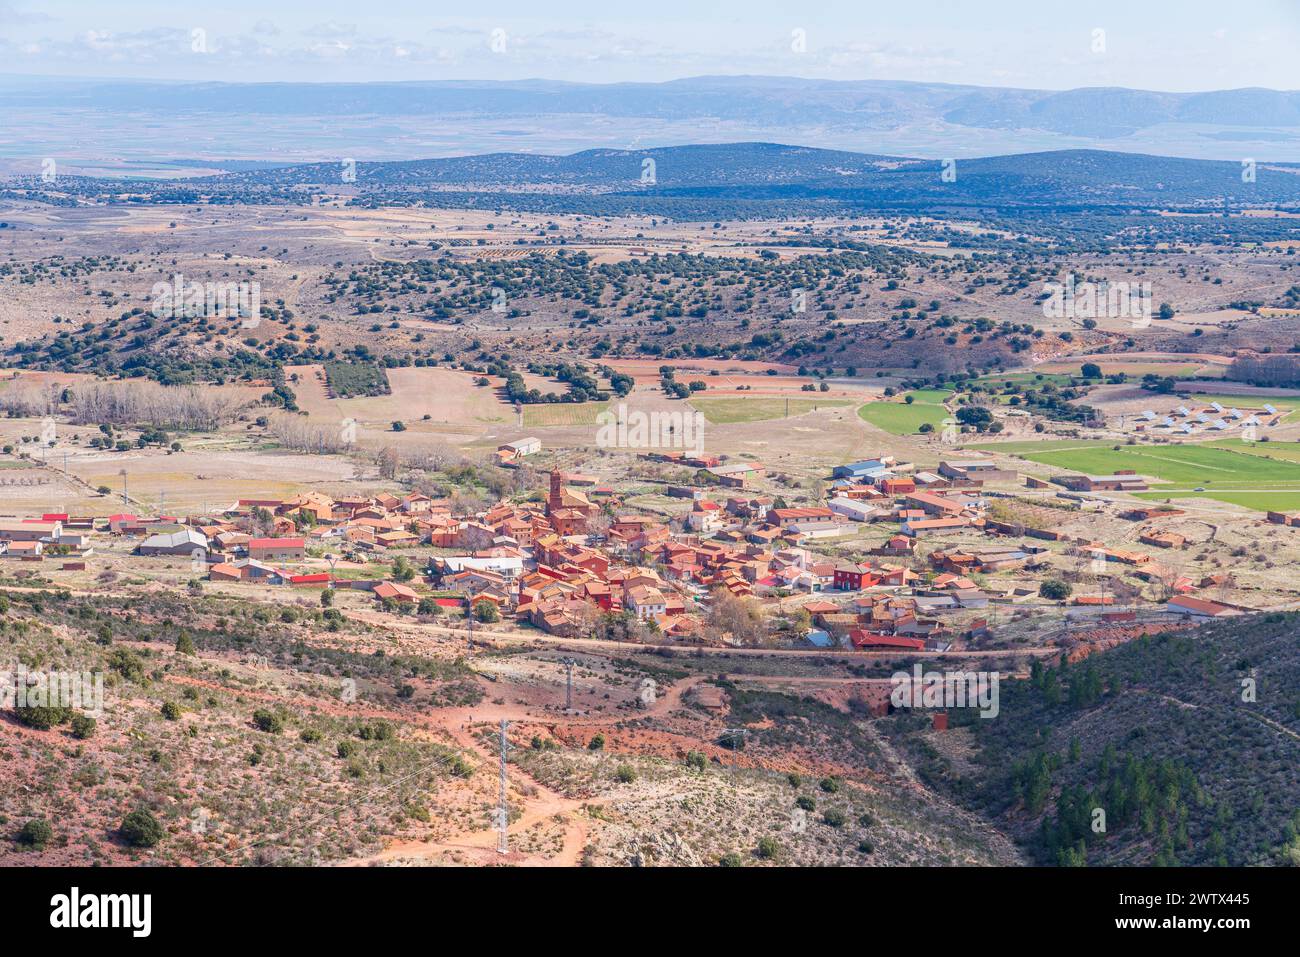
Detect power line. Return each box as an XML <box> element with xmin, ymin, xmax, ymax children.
<box><xmin>497</xmin><ymin>719</ymin><xmax>511</xmax><ymax>856</ymax></box>
<box><xmin>719</xmin><ymin>727</ymin><xmax>750</xmax><ymax>777</ymax></box>
<box><xmin>561</xmin><ymin>657</ymin><xmax>577</xmax><ymax>711</ymax></box>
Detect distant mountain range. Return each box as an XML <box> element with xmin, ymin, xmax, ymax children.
<box><xmin>211</xmin><ymin>143</ymin><xmax>1300</xmax><ymax>208</ymax></box>
<box><xmin>5</xmin><ymin>75</ymin><xmax>1300</xmax><ymax>167</ymax></box>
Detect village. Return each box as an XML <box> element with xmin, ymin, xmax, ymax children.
<box><xmin>0</xmin><ymin>436</ymin><xmax>1255</xmax><ymax>661</ymax></box>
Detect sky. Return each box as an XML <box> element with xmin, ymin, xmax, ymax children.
<box><xmin>1</xmin><ymin>0</ymin><xmax>1298</xmax><ymax>92</ymax></box>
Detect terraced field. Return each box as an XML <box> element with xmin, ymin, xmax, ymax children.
<box><xmin>690</xmin><ymin>397</ymin><xmax>852</xmax><ymax>424</ymax></box>
<box><xmin>521</xmin><ymin>400</ymin><xmax>610</xmax><ymax>427</ymax></box>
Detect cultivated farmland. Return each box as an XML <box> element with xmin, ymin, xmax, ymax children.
<box><xmin>857</xmin><ymin>389</ymin><xmax>952</xmax><ymax>435</ymax></box>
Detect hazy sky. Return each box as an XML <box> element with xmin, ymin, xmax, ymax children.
<box><xmin>2</xmin><ymin>0</ymin><xmax>1298</xmax><ymax>91</ymax></box>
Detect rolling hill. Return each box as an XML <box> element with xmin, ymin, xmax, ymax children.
<box><xmin>892</xmin><ymin>613</ymin><xmax>1300</xmax><ymax>867</ymax></box>
<box><xmin>206</xmin><ymin>143</ymin><xmax>1300</xmax><ymax>209</ymax></box>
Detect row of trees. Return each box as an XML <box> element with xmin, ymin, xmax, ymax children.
<box><xmin>67</xmin><ymin>381</ymin><xmax>248</xmax><ymax>431</ymax></box>
<box><xmin>0</xmin><ymin>377</ymin><xmax>247</xmax><ymax>431</ymax></box>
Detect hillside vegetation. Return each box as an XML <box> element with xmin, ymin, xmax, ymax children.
<box><xmin>893</xmin><ymin>614</ymin><xmax>1300</xmax><ymax>866</ymax></box>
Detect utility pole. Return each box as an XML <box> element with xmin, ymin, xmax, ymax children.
<box><xmin>496</xmin><ymin>719</ymin><xmax>510</xmax><ymax>855</ymax></box>
<box><xmin>720</xmin><ymin>728</ymin><xmax>749</xmax><ymax>776</ymax></box>
<box><xmin>561</xmin><ymin>657</ymin><xmax>576</xmax><ymax>710</ymax></box>
<box><xmin>119</xmin><ymin>468</ymin><xmax>128</xmax><ymax>505</ymax></box>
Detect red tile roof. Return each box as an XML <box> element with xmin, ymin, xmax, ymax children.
<box><xmin>249</xmin><ymin>538</ymin><xmax>305</xmax><ymax>549</ymax></box>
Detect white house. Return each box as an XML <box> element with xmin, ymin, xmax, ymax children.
<box><xmin>827</xmin><ymin>497</ymin><xmax>880</xmax><ymax>522</ymax></box>
<box><xmin>497</xmin><ymin>437</ymin><xmax>541</xmax><ymax>458</ymax></box>
<box><xmin>626</xmin><ymin>585</ymin><xmax>667</xmax><ymax>621</ymax></box>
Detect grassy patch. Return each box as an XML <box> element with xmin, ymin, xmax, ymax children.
<box><xmin>1172</xmin><ymin>394</ymin><xmax>1300</xmax><ymax>419</ymax></box>
<box><xmin>324</xmin><ymin>361</ymin><xmax>390</xmax><ymax>398</ymax></box>
<box><xmin>857</xmin><ymin>390</ymin><xmax>951</xmax><ymax>435</ymax></box>
<box><xmin>999</xmin><ymin>440</ymin><xmax>1300</xmax><ymax>508</ymax></box>
<box><xmin>1133</xmin><ymin>490</ymin><xmax>1300</xmax><ymax>511</ymax></box>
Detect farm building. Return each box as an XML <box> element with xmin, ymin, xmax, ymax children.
<box><xmin>1165</xmin><ymin>595</ymin><xmax>1243</xmax><ymax>618</ymax></box>
<box><xmin>832</xmin><ymin>459</ymin><xmax>891</xmax><ymax>481</ymax></box>
<box><xmin>1054</xmin><ymin>473</ymin><xmax>1149</xmax><ymax>492</ymax></box>
<box><xmin>138</xmin><ymin>529</ymin><xmax>209</xmax><ymax>557</ymax></box>
<box><xmin>247</xmin><ymin>537</ymin><xmax>306</xmax><ymax>561</ymax></box>
<box><xmin>937</xmin><ymin>459</ymin><xmax>1017</xmax><ymax>484</ymax></box>
<box><xmin>497</xmin><ymin>437</ymin><xmax>541</xmax><ymax>459</ymax></box>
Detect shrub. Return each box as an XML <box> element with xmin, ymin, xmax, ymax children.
<box><xmin>588</xmin><ymin>733</ymin><xmax>605</xmax><ymax>751</ymax></box>
<box><xmin>357</xmin><ymin>720</ymin><xmax>393</xmax><ymax>741</ymax></box>
<box><xmin>822</xmin><ymin>808</ymin><xmax>846</xmax><ymax>828</ymax></box>
<box><xmin>70</xmin><ymin>713</ymin><xmax>97</xmax><ymax>739</ymax></box>
<box><xmin>251</xmin><ymin>708</ymin><xmax>283</xmax><ymax>733</ymax></box>
<box><xmin>795</xmin><ymin>795</ymin><xmax>816</xmax><ymax>812</ymax></box>
<box><xmin>13</xmin><ymin>705</ymin><xmax>70</xmax><ymax>730</ymax></box>
<box><xmin>16</xmin><ymin>818</ymin><xmax>53</xmax><ymax>849</ymax></box>
<box><xmin>160</xmin><ymin>701</ymin><xmax>182</xmax><ymax>721</ymax></box>
<box><xmin>336</xmin><ymin>740</ymin><xmax>358</xmax><ymax>759</ymax></box>
<box><xmin>614</xmin><ymin>764</ymin><xmax>636</xmax><ymax>784</ymax></box>
<box><xmin>685</xmin><ymin>750</ymin><xmax>707</xmax><ymax>771</ymax></box>
<box><xmin>1040</xmin><ymin>579</ymin><xmax>1072</xmax><ymax>601</ymax></box>
<box><xmin>175</xmin><ymin>632</ymin><xmax>196</xmax><ymax>655</ymax></box>
<box><xmin>756</xmin><ymin>836</ymin><xmax>781</xmax><ymax>860</ymax></box>
<box><xmin>120</xmin><ymin>809</ymin><xmax>164</xmax><ymax>848</ymax></box>
<box><xmin>108</xmin><ymin>648</ymin><xmax>146</xmax><ymax>682</ymax></box>
<box><xmin>718</xmin><ymin>852</ymin><xmax>743</xmax><ymax>867</ymax></box>
<box><xmin>447</xmin><ymin>755</ymin><xmax>474</xmax><ymax>777</ymax></box>
<box><xmin>819</xmin><ymin>776</ymin><xmax>841</xmax><ymax>793</ymax></box>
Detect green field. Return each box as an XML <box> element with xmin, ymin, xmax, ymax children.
<box><xmin>1133</xmin><ymin>490</ymin><xmax>1300</xmax><ymax>511</ymax></box>
<box><xmin>1206</xmin><ymin>438</ymin><xmax>1300</xmax><ymax>463</ymax></box>
<box><xmin>1043</xmin><ymin>362</ymin><xmax>1217</xmax><ymax>378</ymax></box>
<box><xmin>522</xmin><ymin>400</ymin><xmax>610</xmax><ymax>427</ymax></box>
<box><xmin>857</xmin><ymin>389</ymin><xmax>952</xmax><ymax>435</ymax></box>
<box><xmin>973</xmin><ymin>372</ymin><xmax>1075</xmax><ymax>389</ymax></box>
<box><xmin>989</xmin><ymin>438</ymin><xmax>1300</xmax><ymax>510</ymax></box>
<box><xmin>1172</xmin><ymin>394</ymin><xmax>1300</xmax><ymax>419</ymax></box>
<box><xmin>324</xmin><ymin>361</ymin><xmax>390</xmax><ymax>398</ymax></box>
<box><xmin>971</xmin><ymin>439</ymin><xmax>1103</xmax><ymax>455</ymax></box>
<box><xmin>690</xmin><ymin>397</ymin><xmax>851</xmax><ymax>424</ymax></box>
